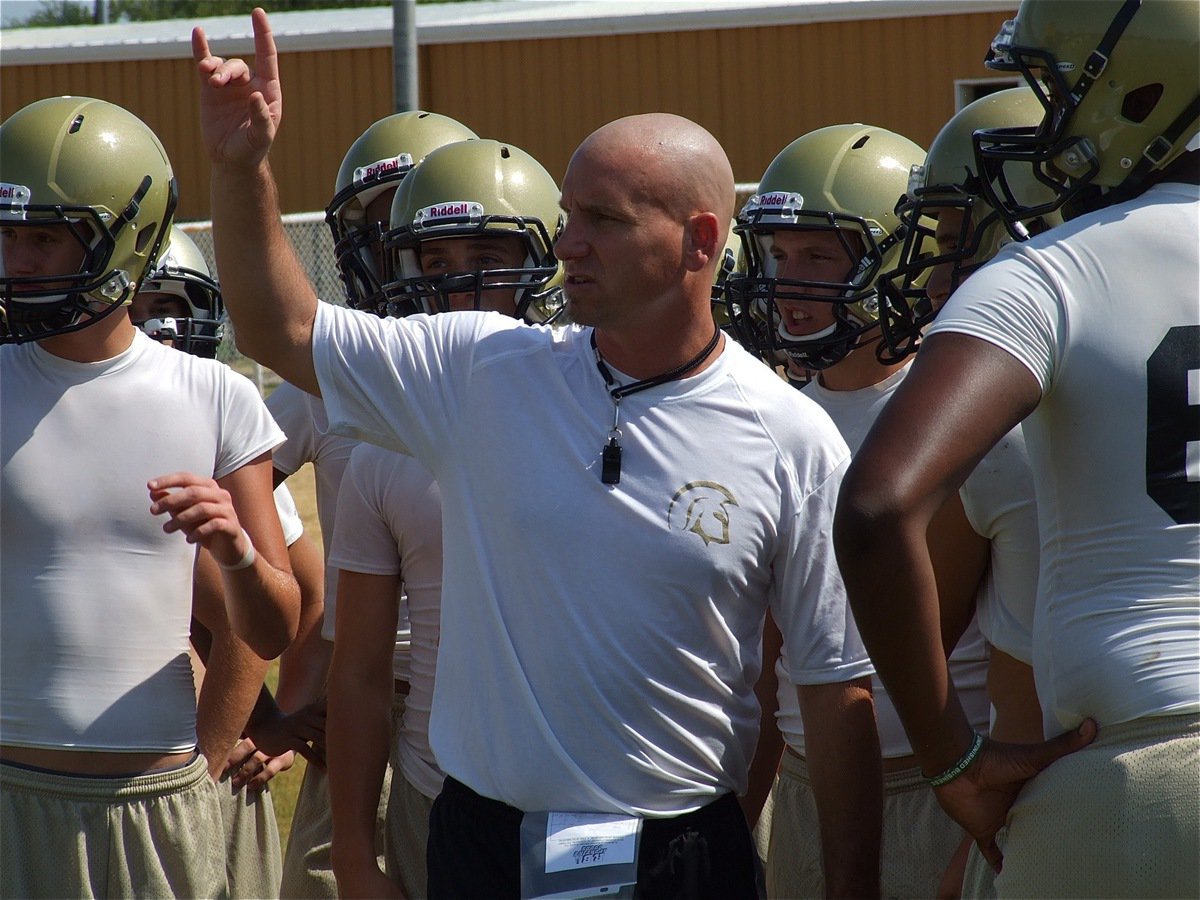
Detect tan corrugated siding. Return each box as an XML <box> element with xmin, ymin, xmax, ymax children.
<box><xmin>3</xmin><ymin>10</ymin><xmax>1008</xmax><ymax>218</ymax></box>
<box><xmin>271</xmin><ymin>48</ymin><xmax>395</xmax><ymax>216</ymax></box>
<box><xmin>420</xmin><ymin>10</ymin><xmax>1007</xmax><ymax>186</ymax></box>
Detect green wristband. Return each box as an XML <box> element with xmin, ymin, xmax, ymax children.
<box><xmin>928</xmin><ymin>731</ymin><xmax>985</xmax><ymax>788</ymax></box>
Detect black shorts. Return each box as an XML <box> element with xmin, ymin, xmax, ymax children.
<box><xmin>426</xmin><ymin>776</ymin><xmax>758</xmax><ymax>899</ymax></box>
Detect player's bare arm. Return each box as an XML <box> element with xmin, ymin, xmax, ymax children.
<box><xmin>192</xmin><ymin>7</ymin><xmax>320</xmax><ymax>393</ymax></box>
<box><xmin>191</xmin><ymin>554</ymin><xmax>272</xmax><ymax>781</ymax></box>
<box><xmin>834</xmin><ymin>331</ymin><xmax>1094</xmax><ymax>869</ymax></box>
<box><xmin>798</xmin><ymin>676</ymin><xmax>882</xmax><ymax>898</ymax></box>
<box><xmin>149</xmin><ymin>456</ymin><xmax>299</xmax><ymax>658</ymax></box>
<box><xmin>327</xmin><ymin>569</ymin><xmax>406</xmax><ymax>899</ymax></box>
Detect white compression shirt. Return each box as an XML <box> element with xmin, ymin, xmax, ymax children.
<box><xmin>928</xmin><ymin>181</ymin><xmax>1200</xmax><ymax>736</ymax></box>
<box><xmin>328</xmin><ymin>443</ymin><xmax>444</xmax><ymax>799</ymax></box>
<box><xmin>1</xmin><ymin>332</ymin><xmax>283</xmax><ymax>752</ymax></box>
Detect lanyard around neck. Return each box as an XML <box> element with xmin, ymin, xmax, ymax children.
<box><xmin>590</xmin><ymin>326</ymin><xmax>722</xmax><ymax>485</ymax></box>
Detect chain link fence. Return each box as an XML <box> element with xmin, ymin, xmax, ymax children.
<box><xmin>182</xmin><ymin>184</ymin><xmax>760</xmax><ymax>395</ymax></box>
<box><xmin>180</xmin><ymin>213</ymin><xmax>347</xmax><ymax>393</ymax></box>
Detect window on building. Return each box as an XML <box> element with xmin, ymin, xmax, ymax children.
<box><xmin>954</xmin><ymin>77</ymin><xmax>1022</xmax><ymax>110</ymax></box>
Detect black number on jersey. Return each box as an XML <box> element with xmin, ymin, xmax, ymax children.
<box><xmin>1146</xmin><ymin>325</ymin><xmax>1200</xmax><ymax>524</ymax></box>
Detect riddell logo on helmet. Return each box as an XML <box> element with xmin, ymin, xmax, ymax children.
<box><xmin>0</xmin><ymin>183</ymin><xmax>31</xmax><ymax>217</ymax></box>
<box><xmin>425</xmin><ymin>202</ymin><xmax>472</xmax><ymax>219</ymax></box>
<box><xmin>414</xmin><ymin>201</ymin><xmax>485</xmax><ymax>229</ymax></box>
<box><xmin>759</xmin><ymin>193</ymin><xmax>792</xmax><ymax>208</ymax></box>
<box><xmin>354</xmin><ymin>154</ymin><xmax>414</xmax><ymax>184</ymax></box>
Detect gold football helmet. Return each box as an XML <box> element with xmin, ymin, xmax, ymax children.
<box><xmin>1</xmin><ymin>96</ymin><xmax>176</xmax><ymax>343</ymax></box>
<box><xmin>385</xmin><ymin>139</ymin><xmax>564</xmax><ymax>324</ymax></box>
<box><xmin>879</xmin><ymin>87</ymin><xmax>1063</xmax><ymax>360</ymax></box>
<box><xmin>977</xmin><ymin>0</ymin><xmax>1199</xmax><ymax>221</ymax></box>
<box><xmin>326</xmin><ymin>111</ymin><xmax>477</xmax><ymax>314</ymax></box>
<box><xmin>728</xmin><ymin>124</ymin><xmax>926</xmax><ymax>371</ymax></box>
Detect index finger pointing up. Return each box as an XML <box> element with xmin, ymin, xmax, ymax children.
<box><xmin>191</xmin><ymin>24</ymin><xmax>212</xmax><ymax>66</ymax></box>
<box><xmin>251</xmin><ymin>7</ymin><xmax>279</xmax><ymax>85</ymax></box>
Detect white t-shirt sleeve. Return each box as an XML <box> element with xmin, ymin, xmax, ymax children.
<box><xmin>328</xmin><ymin>446</ymin><xmax>403</xmax><ymax>576</ymax></box>
<box><xmin>312</xmin><ymin>302</ymin><xmax>512</xmax><ymax>468</ymax></box>
<box><xmin>214</xmin><ymin>367</ymin><xmax>286</xmax><ymax>479</ymax></box>
<box><xmin>273</xmin><ymin>482</ymin><xmax>304</xmax><ymax>547</ymax></box>
<box><xmin>927</xmin><ymin>246</ymin><xmax>1063</xmax><ymax>394</ymax></box>
<box><xmin>772</xmin><ymin>457</ymin><xmax>874</xmax><ymax>684</ymax></box>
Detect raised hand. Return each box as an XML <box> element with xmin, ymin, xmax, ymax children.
<box><xmin>934</xmin><ymin>719</ymin><xmax>1097</xmax><ymax>873</ymax></box>
<box><xmin>192</xmin><ymin>7</ymin><xmax>281</xmax><ymax>168</ymax></box>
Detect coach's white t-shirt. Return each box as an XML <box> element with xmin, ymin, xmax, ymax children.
<box><xmin>329</xmin><ymin>442</ymin><xmax>444</xmax><ymax>799</ymax></box>
<box><xmin>928</xmin><ymin>181</ymin><xmax>1200</xmax><ymax>735</ymax></box>
<box><xmin>0</xmin><ymin>332</ymin><xmax>283</xmax><ymax>752</ymax></box>
<box><xmin>312</xmin><ymin>302</ymin><xmax>871</xmax><ymax>815</ymax></box>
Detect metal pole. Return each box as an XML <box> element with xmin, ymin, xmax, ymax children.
<box><xmin>392</xmin><ymin>0</ymin><xmax>418</xmax><ymax>113</ymax></box>
<box><xmin>94</xmin><ymin>0</ymin><xmax>108</xmax><ymax>24</ymax></box>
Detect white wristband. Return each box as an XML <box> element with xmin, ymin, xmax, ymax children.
<box><xmin>219</xmin><ymin>528</ymin><xmax>257</xmax><ymax>571</ymax></box>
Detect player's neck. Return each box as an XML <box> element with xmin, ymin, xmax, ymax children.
<box><xmin>817</xmin><ymin>340</ymin><xmax>908</xmax><ymax>392</ymax></box>
<box><xmin>37</xmin><ymin>310</ymin><xmax>137</xmax><ymax>363</ymax></box>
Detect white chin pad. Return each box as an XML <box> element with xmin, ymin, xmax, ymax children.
<box><xmin>776</xmin><ymin>315</ymin><xmax>837</xmax><ymax>344</ymax></box>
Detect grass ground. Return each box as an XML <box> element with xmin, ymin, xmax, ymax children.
<box><xmin>266</xmin><ymin>460</ymin><xmax>322</xmax><ymax>848</ymax></box>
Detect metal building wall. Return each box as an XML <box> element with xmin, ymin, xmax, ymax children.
<box><xmin>2</xmin><ymin>9</ymin><xmax>1010</xmax><ymax>220</ymax></box>
<box><xmin>422</xmin><ymin>10</ymin><xmax>1011</xmax><ymax>189</ymax></box>
<box><xmin>1</xmin><ymin>47</ymin><xmax>396</xmax><ymax>220</ymax></box>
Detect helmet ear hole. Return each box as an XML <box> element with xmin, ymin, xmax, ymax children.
<box><xmin>136</xmin><ymin>223</ymin><xmax>159</xmax><ymax>255</ymax></box>
<box><xmin>184</xmin><ymin>283</ymin><xmax>208</xmax><ymax>312</ymax></box>
<box><xmin>1121</xmin><ymin>83</ymin><xmax>1164</xmax><ymax>124</ymax></box>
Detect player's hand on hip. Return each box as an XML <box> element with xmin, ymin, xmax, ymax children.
<box><xmin>934</xmin><ymin>720</ymin><xmax>1097</xmax><ymax>874</ymax></box>
<box><xmin>192</xmin><ymin>7</ymin><xmax>281</xmax><ymax>168</ymax></box>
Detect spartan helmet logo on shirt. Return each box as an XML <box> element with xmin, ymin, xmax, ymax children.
<box><xmin>667</xmin><ymin>482</ymin><xmax>740</xmax><ymax>546</ymax></box>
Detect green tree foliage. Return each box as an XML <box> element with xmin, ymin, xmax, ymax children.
<box><xmin>17</xmin><ymin>0</ymin><xmax>470</xmax><ymax>28</ymax></box>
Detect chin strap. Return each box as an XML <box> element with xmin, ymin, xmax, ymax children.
<box><xmin>1125</xmin><ymin>95</ymin><xmax>1200</xmax><ymax>188</ymax></box>
<box><xmin>1068</xmin><ymin>0</ymin><xmax>1142</xmax><ymax>104</ymax></box>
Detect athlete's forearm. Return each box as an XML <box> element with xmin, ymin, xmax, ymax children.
<box><xmin>799</xmin><ymin>677</ymin><xmax>883</xmax><ymax>898</ymax></box>
<box><xmin>193</xmin><ymin>553</ymin><xmax>271</xmax><ymax>779</ymax></box>
<box><xmin>837</xmin><ymin>508</ymin><xmax>976</xmax><ymax>773</ymax></box>
<box><xmin>275</xmin><ymin>534</ymin><xmax>329</xmax><ymax>712</ymax></box>
<box><xmin>327</xmin><ymin>649</ymin><xmax>393</xmax><ymax>879</ymax></box>
<box><xmin>210</xmin><ymin>159</ymin><xmax>321</xmax><ymax>393</ymax></box>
